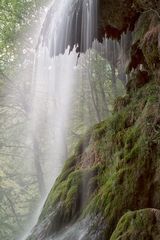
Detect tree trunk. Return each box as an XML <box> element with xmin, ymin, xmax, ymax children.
<box><xmin>33</xmin><ymin>137</ymin><xmax>46</xmax><ymax>199</ymax></box>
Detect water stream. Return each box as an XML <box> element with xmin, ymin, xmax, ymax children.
<box><xmin>22</xmin><ymin>0</ymin><xmax>99</xmax><ymax>239</ymax></box>
<box><xmin>31</xmin><ymin>0</ymin><xmax>99</xmax><ymax>189</ymax></box>
<box><xmin>21</xmin><ymin>0</ymin><xmax>127</xmax><ymax>239</ymax></box>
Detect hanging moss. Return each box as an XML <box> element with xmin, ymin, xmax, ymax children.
<box><xmin>27</xmin><ymin>1</ymin><xmax>160</xmax><ymax>238</ymax></box>
<box><xmin>28</xmin><ymin>74</ymin><xmax>160</xmax><ymax>240</ymax></box>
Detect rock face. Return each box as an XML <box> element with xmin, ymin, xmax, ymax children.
<box><xmin>110</xmin><ymin>209</ymin><xmax>160</xmax><ymax>240</ymax></box>
<box><xmin>28</xmin><ymin>78</ymin><xmax>160</xmax><ymax>240</ymax></box>
<box><xmin>98</xmin><ymin>0</ymin><xmax>138</xmax><ymax>39</ymax></box>
<box><xmin>28</xmin><ymin>0</ymin><xmax>160</xmax><ymax>239</ymax></box>
<box><xmin>41</xmin><ymin>0</ymin><xmax>140</xmax><ymax>55</ymax></box>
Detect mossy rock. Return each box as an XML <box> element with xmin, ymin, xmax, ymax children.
<box><xmin>26</xmin><ymin>1</ymin><xmax>160</xmax><ymax>239</ymax></box>
<box><xmin>133</xmin><ymin>12</ymin><xmax>153</xmax><ymax>44</ymax></box>
<box><xmin>110</xmin><ymin>208</ymin><xmax>160</xmax><ymax>240</ymax></box>
<box><xmin>126</xmin><ymin>70</ymin><xmax>150</xmax><ymax>92</ymax></box>
<box><xmin>81</xmin><ymin>80</ymin><xmax>160</xmax><ymax>238</ymax></box>
<box><xmin>28</xmin><ymin>79</ymin><xmax>160</xmax><ymax>240</ymax></box>
<box><xmin>114</xmin><ymin>95</ymin><xmax>130</xmax><ymax>112</ymax></box>
<box><xmin>141</xmin><ymin>24</ymin><xmax>160</xmax><ymax>70</ymax></box>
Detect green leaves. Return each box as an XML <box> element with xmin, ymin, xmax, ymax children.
<box><xmin>0</xmin><ymin>1</ymin><xmax>47</xmax><ymax>239</ymax></box>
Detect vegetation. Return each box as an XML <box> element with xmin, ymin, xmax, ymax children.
<box><xmin>29</xmin><ymin>73</ymin><xmax>160</xmax><ymax>240</ymax></box>
<box><xmin>110</xmin><ymin>209</ymin><xmax>160</xmax><ymax>239</ymax></box>
<box><xmin>27</xmin><ymin>0</ymin><xmax>160</xmax><ymax>239</ymax></box>
<box><xmin>1</xmin><ymin>0</ymin><xmax>160</xmax><ymax>240</ymax></box>
<box><xmin>0</xmin><ymin>1</ymin><xmax>49</xmax><ymax>239</ymax></box>
<box><xmin>0</xmin><ymin>1</ymin><xmax>124</xmax><ymax>239</ymax></box>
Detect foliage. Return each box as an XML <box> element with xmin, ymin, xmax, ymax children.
<box><xmin>0</xmin><ymin>0</ymin><xmax>50</xmax><ymax>239</ymax></box>
<box><xmin>0</xmin><ymin>0</ymin><xmax>47</xmax><ymax>70</ymax></box>
<box><xmin>26</xmin><ymin>0</ymin><xmax>160</xmax><ymax>239</ymax></box>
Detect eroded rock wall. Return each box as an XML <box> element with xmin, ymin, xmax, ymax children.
<box><xmin>27</xmin><ymin>0</ymin><xmax>160</xmax><ymax>239</ymax></box>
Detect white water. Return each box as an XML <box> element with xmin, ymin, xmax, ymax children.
<box><xmin>31</xmin><ymin>46</ymin><xmax>77</xmax><ymax>189</ymax></box>
<box><xmin>31</xmin><ymin>0</ymin><xmax>98</xmax><ymax>189</ymax></box>
<box><xmin>21</xmin><ymin>0</ymin><xmax>99</xmax><ymax>239</ymax></box>
<box><xmin>20</xmin><ymin>0</ymin><xmax>129</xmax><ymax>238</ymax></box>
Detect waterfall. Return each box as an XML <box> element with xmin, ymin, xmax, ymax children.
<box><xmin>40</xmin><ymin>0</ymin><xmax>98</xmax><ymax>56</ymax></box>
<box><xmin>20</xmin><ymin>0</ymin><xmax>128</xmax><ymax>239</ymax></box>
<box><xmin>31</xmin><ymin>0</ymin><xmax>99</xmax><ymax>188</ymax></box>
<box><xmin>21</xmin><ymin>0</ymin><xmax>99</xmax><ymax>239</ymax></box>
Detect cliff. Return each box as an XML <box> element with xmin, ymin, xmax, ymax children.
<box><xmin>27</xmin><ymin>0</ymin><xmax>160</xmax><ymax>239</ymax></box>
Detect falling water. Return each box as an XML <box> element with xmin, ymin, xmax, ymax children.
<box><xmin>20</xmin><ymin>0</ymin><xmax>128</xmax><ymax>239</ymax></box>
<box><xmin>31</xmin><ymin>0</ymin><xmax>98</xmax><ymax>188</ymax></box>
<box><xmin>21</xmin><ymin>0</ymin><xmax>99</xmax><ymax>239</ymax></box>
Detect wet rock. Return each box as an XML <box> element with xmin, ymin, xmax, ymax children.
<box><xmin>98</xmin><ymin>0</ymin><xmax>139</xmax><ymax>39</ymax></box>
<box><xmin>27</xmin><ymin>214</ymin><xmax>107</xmax><ymax>240</ymax></box>
<box><xmin>110</xmin><ymin>208</ymin><xmax>160</xmax><ymax>240</ymax></box>
<box><xmin>27</xmin><ymin>1</ymin><xmax>160</xmax><ymax>240</ymax></box>
<box><xmin>28</xmin><ymin>77</ymin><xmax>160</xmax><ymax>240</ymax></box>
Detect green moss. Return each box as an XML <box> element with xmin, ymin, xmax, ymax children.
<box><xmin>133</xmin><ymin>11</ymin><xmax>153</xmax><ymax>43</ymax></box>
<box><xmin>40</xmin><ymin>169</ymin><xmax>82</xmax><ymax>220</ymax></box>
<box><xmin>92</xmin><ymin>120</ymin><xmax>109</xmax><ymax>140</ymax></box>
<box><xmin>124</xmin><ymin>133</ymin><xmax>149</xmax><ymax>164</ymax></box>
<box><xmin>30</xmin><ymin>78</ymin><xmax>160</xmax><ymax>240</ymax></box>
<box><xmin>142</xmin><ymin>41</ymin><xmax>160</xmax><ymax>69</ymax></box>
<box><xmin>26</xmin><ymin>1</ymin><xmax>160</xmax><ymax>239</ymax></box>
<box><xmin>108</xmin><ymin>110</ymin><xmax>132</xmax><ymax>134</ymax></box>
<box><xmin>114</xmin><ymin>95</ymin><xmax>130</xmax><ymax>112</ymax></box>
<box><xmin>110</xmin><ymin>209</ymin><xmax>160</xmax><ymax>240</ymax></box>
<box><xmin>40</xmin><ymin>160</ymin><xmax>105</xmax><ymax>224</ymax></box>
<box><xmin>74</xmin><ymin>128</ymin><xmax>93</xmax><ymax>156</ymax></box>
<box><xmin>78</xmin><ymin>80</ymin><xmax>160</xmax><ymax>237</ymax></box>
